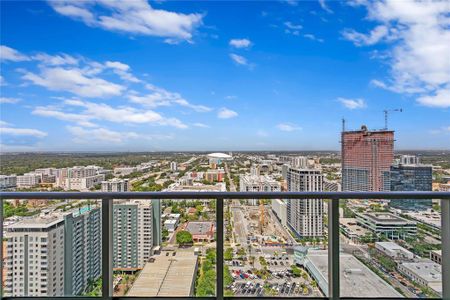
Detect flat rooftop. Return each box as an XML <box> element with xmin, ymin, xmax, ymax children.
<box><xmin>340</xmin><ymin>218</ymin><xmax>368</xmax><ymax>236</ymax></box>
<box><xmin>361</xmin><ymin>212</ymin><xmax>414</xmax><ymax>224</ymax></box>
<box><xmin>185</xmin><ymin>221</ymin><xmax>214</xmax><ymax>235</ymax></box>
<box><xmin>127</xmin><ymin>250</ymin><xmax>198</xmax><ymax>297</ymax></box>
<box><xmin>305</xmin><ymin>250</ymin><xmax>402</xmax><ymax>298</ymax></box>
<box><xmin>400</xmin><ymin>261</ymin><xmax>442</xmax><ymax>282</ymax></box>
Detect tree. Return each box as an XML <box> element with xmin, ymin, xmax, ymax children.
<box><xmin>291</xmin><ymin>264</ymin><xmax>302</xmax><ymax>277</ymax></box>
<box><xmin>224</xmin><ymin>248</ymin><xmax>233</xmax><ymax>261</ymax></box>
<box><xmin>162</xmin><ymin>228</ymin><xmax>169</xmax><ymax>240</ymax></box>
<box><xmin>176</xmin><ymin>230</ymin><xmax>193</xmax><ymax>246</ymax></box>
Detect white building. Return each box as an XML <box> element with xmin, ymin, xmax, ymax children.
<box><xmin>240</xmin><ymin>174</ymin><xmax>281</xmax><ymax>205</ymax></box>
<box><xmin>3</xmin><ymin>206</ymin><xmax>102</xmax><ymax>297</ymax></box>
<box><xmin>101</xmin><ymin>178</ymin><xmax>129</xmax><ymax>192</ymax></box>
<box><xmin>164</xmin><ymin>219</ymin><xmax>178</xmax><ymax>232</ymax></box>
<box><xmin>271</xmin><ymin>199</ymin><xmax>287</xmax><ymax>226</ymax></box>
<box><xmin>4</xmin><ymin>216</ymin><xmax>65</xmax><ymax>296</ymax></box>
<box><xmin>16</xmin><ymin>172</ymin><xmax>41</xmax><ymax>188</ymax></box>
<box><xmin>286</xmin><ymin>166</ymin><xmax>324</xmax><ymax>237</ymax></box>
<box><xmin>0</xmin><ymin>175</ymin><xmax>17</xmax><ymax>190</ymax></box>
<box><xmin>64</xmin><ymin>174</ymin><xmax>105</xmax><ymax>191</ymax></box>
<box><xmin>398</xmin><ymin>261</ymin><xmax>442</xmax><ymax>294</ymax></box>
<box><xmin>170</xmin><ymin>162</ymin><xmax>178</xmax><ymax>171</ymax></box>
<box><xmin>114</xmin><ymin>166</ymin><xmax>137</xmax><ymax>176</ymax></box>
<box><xmin>113</xmin><ymin>200</ymin><xmax>153</xmax><ymax>269</ymax></box>
<box><xmin>375</xmin><ymin>242</ymin><xmax>414</xmax><ymax>261</ymax></box>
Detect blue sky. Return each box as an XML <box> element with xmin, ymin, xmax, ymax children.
<box><xmin>1</xmin><ymin>0</ymin><xmax>449</xmax><ymax>151</ymax></box>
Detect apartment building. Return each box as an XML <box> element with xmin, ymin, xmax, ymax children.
<box><xmin>4</xmin><ymin>205</ymin><xmax>102</xmax><ymax>297</ymax></box>
<box><xmin>16</xmin><ymin>173</ymin><xmax>42</xmax><ymax>188</ymax></box>
<box><xmin>113</xmin><ymin>200</ymin><xmax>153</xmax><ymax>269</ymax></box>
<box><xmin>286</xmin><ymin>166</ymin><xmax>324</xmax><ymax>237</ymax></box>
<box><xmin>63</xmin><ymin>206</ymin><xmax>102</xmax><ymax>295</ymax></box>
<box><xmin>4</xmin><ymin>216</ymin><xmax>65</xmax><ymax>297</ymax></box>
<box><xmin>240</xmin><ymin>174</ymin><xmax>281</xmax><ymax>205</ymax></box>
<box><xmin>0</xmin><ymin>174</ymin><xmax>17</xmax><ymax>190</ymax></box>
<box><xmin>101</xmin><ymin>178</ymin><xmax>129</xmax><ymax>192</ymax></box>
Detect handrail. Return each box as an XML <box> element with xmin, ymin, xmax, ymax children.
<box><xmin>1</xmin><ymin>191</ymin><xmax>449</xmax><ymax>300</ymax></box>
<box><xmin>1</xmin><ymin>191</ymin><xmax>450</xmax><ymax>199</ymax></box>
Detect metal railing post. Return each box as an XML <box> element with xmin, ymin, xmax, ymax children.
<box><xmin>102</xmin><ymin>199</ymin><xmax>113</xmax><ymax>300</ymax></box>
<box><xmin>216</xmin><ymin>197</ymin><xmax>224</xmax><ymax>300</ymax></box>
<box><xmin>328</xmin><ymin>197</ymin><xmax>340</xmax><ymax>300</ymax></box>
<box><xmin>442</xmin><ymin>199</ymin><xmax>450</xmax><ymax>300</ymax></box>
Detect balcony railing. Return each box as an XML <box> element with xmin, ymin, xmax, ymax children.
<box><xmin>1</xmin><ymin>191</ymin><xmax>449</xmax><ymax>300</ymax></box>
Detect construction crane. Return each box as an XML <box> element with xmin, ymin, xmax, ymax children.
<box><xmin>383</xmin><ymin>108</ymin><xmax>402</xmax><ymax>130</ymax></box>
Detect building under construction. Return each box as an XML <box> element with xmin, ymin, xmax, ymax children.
<box><xmin>341</xmin><ymin>125</ymin><xmax>394</xmax><ymax>192</ymax></box>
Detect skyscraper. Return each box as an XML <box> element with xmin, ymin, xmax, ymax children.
<box><xmin>63</xmin><ymin>205</ymin><xmax>101</xmax><ymax>295</ymax></box>
<box><xmin>389</xmin><ymin>155</ymin><xmax>433</xmax><ymax>211</ymax></box>
<box><xmin>286</xmin><ymin>166</ymin><xmax>324</xmax><ymax>238</ymax></box>
<box><xmin>113</xmin><ymin>200</ymin><xmax>153</xmax><ymax>269</ymax></box>
<box><xmin>341</xmin><ymin>125</ymin><xmax>394</xmax><ymax>191</ymax></box>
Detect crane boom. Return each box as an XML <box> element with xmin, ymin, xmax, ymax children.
<box><xmin>383</xmin><ymin>108</ymin><xmax>403</xmax><ymax>129</ymax></box>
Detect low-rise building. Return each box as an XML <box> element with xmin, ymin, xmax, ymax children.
<box><xmin>356</xmin><ymin>212</ymin><xmax>417</xmax><ymax>240</ymax></box>
<box><xmin>375</xmin><ymin>242</ymin><xmax>414</xmax><ymax>261</ymax></box>
<box><xmin>430</xmin><ymin>250</ymin><xmax>442</xmax><ymax>265</ymax></box>
<box><xmin>184</xmin><ymin>221</ymin><xmax>215</xmax><ymax>243</ymax></box>
<box><xmin>0</xmin><ymin>175</ymin><xmax>17</xmax><ymax>190</ymax></box>
<box><xmin>205</xmin><ymin>168</ymin><xmax>225</xmax><ymax>182</ymax></box>
<box><xmin>164</xmin><ymin>219</ymin><xmax>178</xmax><ymax>232</ymax></box>
<box><xmin>398</xmin><ymin>261</ymin><xmax>442</xmax><ymax>294</ymax></box>
<box><xmin>340</xmin><ymin>218</ymin><xmax>368</xmax><ymax>243</ymax></box>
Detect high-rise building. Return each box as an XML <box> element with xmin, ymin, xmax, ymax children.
<box><xmin>16</xmin><ymin>173</ymin><xmax>41</xmax><ymax>188</ymax></box>
<box><xmin>151</xmin><ymin>199</ymin><xmax>162</xmax><ymax>247</ymax></box>
<box><xmin>170</xmin><ymin>161</ymin><xmax>178</xmax><ymax>171</ymax></box>
<box><xmin>113</xmin><ymin>200</ymin><xmax>153</xmax><ymax>269</ymax></box>
<box><xmin>389</xmin><ymin>155</ymin><xmax>432</xmax><ymax>211</ymax></box>
<box><xmin>4</xmin><ymin>216</ymin><xmax>65</xmax><ymax>296</ymax></box>
<box><xmin>341</xmin><ymin>125</ymin><xmax>394</xmax><ymax>191</ymax></box>
<box><xmin>286</xmin><ymin>166</ymin><xmax>324</xmax><ymax>238</ymax></box>
<box><xmin>101</xmin><ymin>178</ymin><xmax>129</xmax><ymax>192</ymax></box>
<box><xmin>240</xmin><ymin>174</ymin><xmax>281</xmax><ymax>205</ymax></box>
<box><xmin>4</xmin><ymin>205</ymin><xmax>102</xmax><ymax>297</ymax></box>
<box><xmin>63</xmin><ymin>206</ymin><xmax>102</xmax><ymax>295</ymax></box>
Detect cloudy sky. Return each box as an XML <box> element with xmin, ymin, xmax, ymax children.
<box><xmin>1</xmin><ymin>0</ymin><xmax>449</xmax><ymax>151</ymax></box>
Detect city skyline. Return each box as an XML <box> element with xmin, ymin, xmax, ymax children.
<box><xmin>1</xmin><ymin>1</ymin><xmax>450</xmax><ymax>152</ymax></box>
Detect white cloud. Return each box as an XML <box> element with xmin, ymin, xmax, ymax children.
<box><xmin>229</xmin><ymin>53</ymin><xmax>248</xmax><ymax>66</ymax></box>
<box><xmin>345</xmin><ymin>1</ymin><xmax>450</xmax><ymax>108</ymax></box>
<box><xmin>318</xmin><ymin>0</ymin><xmax>333</xmax><ymax>14</ymax></box>
<box><xmin>32</xmin><ymin>53</ymin><xmax>79</xmax><ymax>66</ymax></box>
<box><xmin>0</xmin><ymin>126</ymin><xmax>47</xmax><ymax>138</ymax></box>
<box><xmin>128</xmin><ymin>84</ymin><xmax>211</xmax><ymax>112</ymax></box>
<box><xmin>105</xmin><ymin>61</ymin><xmax>140</xmax><ymax>83</ymax></box>
<box><xmin>193</xmin><ymin>122</ymin><xmax>209</xmax><ymax>128</ymax></box>
<box><xmin>0</xmin><ymin>97</ymin><xmax>20</xmax><ymax>104</ymax></box>
<box><xmin>229</xmin><ymin>38</ymin><xmax>252</xmax><ymax>49</ymax></box>
<box><xmin>66</xmin><ymin>126</ymin><xmax>171</xmax><ymax>143</ymax></box>
<box><xmin>0</xmin><ymin>75</ymin><xmax>5</xmax><ymax>86</ymax></box>
<box><xmin>225</xmin><ymin>95</ymin><xmax>237</xmax><ymax>100</ymax></box>
<box><xmin>337</xmin><ymin>97</ymin><xmax>367</xmax><ymax>109</ymax></box>
<box><xmin>276</xmin><ymin>123</ymin><xmax>302</xmax><ymax>132</ymax></box>
<box><xmin>22</xmin><ymin>67</ymin><xmax>125</xmax><ymax>98</ymax></box>
<box><xmin>284</xmin><ymin>22</ymin><xmax>303</xmax><ymax>30</ymax></box>
<box><xmin>33</xmin><ymin>99</ymin><xmax>188</xmax><ymax>129</ymax></box>
<box><xmin>283</xmin><ymin>0</ymin><xmax>298</xmax><ymax>6</ymax></box>
<box><xmin>48</xmin><ymin>1</ymin><xmax>204</xmax><ymax>43</ymax></box>
<box><xmin>0</xmin><ymin>45</ymin><xmax>30</xmax><ymax>62</ymax></box>
<box><xmin>303</xmin><ymin>34</ymin><xmax>324</xmax><ymax>43</ymax></box>
<box><xmin>342</xmin><ymin>25</ymin><xmax>389</xmax><ymax>46</ymax></box>
<box><xmin>416</xmin><ymin>87</ymin><xmax>450</xmax><ymax>108</ymax></box>
<box><xmin>256</xmin><ymin>130</ymin><xmax>269</xmax><ymax>137</ymax></box>
<box><xmin>217</xmin><ymin>107</ymin><xmax>238</xmax><ymax>119</ymax></box>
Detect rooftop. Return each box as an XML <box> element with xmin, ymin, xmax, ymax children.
<box><xmin>360</xmin><ymin>212</ymin><xmax>415</xmax><ymax>224</ymax></box>
<box><xmin>126</xmin><ymin>250</ymin><xmax>198</xmax><ymax>297</ymax></box>
<box><xmin>399</xmin><ymin>261</ymin><xmax>442</xmax><ymax>283</ymax></box>
<box><xmin>304</xmin><ymin>250</ymin><xmax>402</xmax><ymax>298</ymax></box>
<box><xmin>185</xmin><ymin>221</ymin><xmax>215</xmax><ymax>235</ymax></box>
